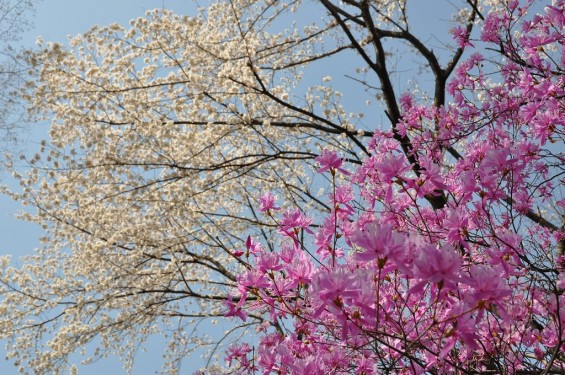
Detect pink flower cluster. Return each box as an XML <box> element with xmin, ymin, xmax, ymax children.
<box><xmin>224</xmin><ymin>2</ymin><xmax>565</xmax><ymax>374</ymax></box>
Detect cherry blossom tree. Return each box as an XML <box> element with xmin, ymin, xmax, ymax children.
<box><xmin>0</xmin><ymin>0</ymin><xmax>563</xmax><ymax>373</ymax></box>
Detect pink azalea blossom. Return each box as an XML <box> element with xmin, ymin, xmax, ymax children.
<box><xmin>465</xmin><ymin>265</ymin><xmax>512</xmax><ymax>308</ymax></box>
<box><xmin>331</xmin><ymin>184</ymin><xmax>355</xmax><ymax>217</ymax></box>
<box><xmin>351</xmin><ymin>222</ymin><xmax>406</xmax><ymax>265</ymax></box>
<box><xmin>245</xmin><ymin>235</ymin><xmax>263</xmax><ymax>255</ymax></box>
<box><xmin>374</xmin><ymin>153</ymin><xmax>408</xmax><ymax>181</ymax></box>
<box><xmin>224</xmin><ymin>294</ymin><xmax>247</xmax><ymax>322</ymax></box>
<box><xmin>315</xmin><ymin>150</ymin><xmax>350</xmax><ymax>175</ymax></box>
<box><xmin>412</xmin><ymin>243</ymin><xmax>461</xmax><ymax>289</ymax></box>
<box><xmin>279</xmin><ymin>209</ymin><xmax>314</xmax><ymax>247</ymax></box>
<box><xmin>256</xmin><ymin>252</ymin><xmax>283</xmax><ymax>273</ymax></box>
<box><xmin>451</xmin><ymin>25</ymin><xmax>474</xmax><ymax>48</ymax></box>
<box><xmin>225</xmin><ymin>343</ymin><xmax>252</xmax><ymax>368</ymax></box>
<box><xmin>286</xmin><ymin>251</ymin><xmax>314</xmax><ymax>288</ymax></box>
<box><xmin>259</xmin><ymin>191</ymin><xmax>280</xmax><ymax>212</ymax></box>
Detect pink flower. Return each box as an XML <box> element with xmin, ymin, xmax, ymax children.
<box><xmin>245</xmin><ymin>235</ymin><xmax>263</xmax><ymax>255</ymax></box>
<box><xmin>481</xmin><ymin>13</ymin><xmax>502</xmax><ymax>42</ymax></box>
<box><xmin>280</xmin><ymin>209</ymin><xmax>313</xmax><ymax>231</ymax></box>
<box><xmin>439</xmin><ymin>305</ymin><xmax>479</xmax><ymax>358</ymax></box>
<box><xmin>351</xmin><ymin>222</ymin><xmax>406</xmax><ymax>265</ymax></box>
<box><xmin>287</xmin><ymin>356</ymin><xmax>324</xmax><ymax>375</ymax></box>
<box><xmin>238</xmin><ymin>270</ymin><xmax>270</xmax><ymax>291</ymax></box>
<box><xmin>224</xmin><ymin>294</ymin><xmax>247</xmax><ymax>322</ymax></box>
<box><xmin>257</xmin><ymin>344</ymin><xmax>279</xmax><ymax>373</ymax></box>
<box><xmin>480</xmin><ymin>149</ymin><xmax>516</xmax><ymax>174</ymax></box>
<box><xmin>413</xmin><ymin>243</ymin><xmax>461</xmax><ymax>289</ymax></box>
<box><xmin>316</xmin><ymin>150</ymin><xmax>350</xmax><ymax>175</ymax></box>
<box><xmin>457</xmin><ymin>170</ymin><xmax>479</xmax><ymax>198</ymax></box>
<box><xmin>279</xmin><ymin>244</ymin><xmax>297</xmax><ymax>264</ymax></box>
<box><xmin>311</xmin><ymin>267</ymin><xmax>360</xmax><ymax>315</ymax></box>
<box><xmin>444</xmin><ymin>209</ymin><xmax>470</xmax><ymax>246</ymax></box>
<box><xmin>256</xmin><ymin>252</ymin><xmax>283</xmax><ymax>273</ymax></box>
<box><xmin>465</xmin><ymin>265</ymin><xmax>511</xmax><ymax>308</ymax></box>
<box><xmin>286</xmin><ymin>251</ymin><xmax>314</xmax><ymax>288</ymax></box>
<box><xmin>374</xmin><ymin>154</ymin><xmax>408</xmax><ymax>181</ymax></box>
<box><xmin>420</xmin><ymin>155</ymin><xmax>448</xmax><ymax>190</ymax></box>
<box><xmin>331</xmin><ymin>185</ymin><xmax>355</xmax><ymax>217</ymax></box>
<box><xmin>222</xmin><ymin>4</ymin><xmax>565</xmax><ymax>369</ymax></box>
<box><xmin>314</xmin><ymin>217</ymin><xmax>334</xmax><ymax>258</ymax></box>
<box><xmin>225</xmin><ymin>343</ymin><xmax>252</xmax><ymax>367</ymax></box>
<box><xmin>279</xmin><ymin>209</ymin><xmax>314</xmax><ymax>247</ymax></box>
<box><xmin>546</xmin><ymin>3</ymin><xmax>565</xmax><ymax>28</ymax></box>
<box><xmin>557</xmin><ymin>274</ymin><xmax>565</xmax><ymax>290</ymax></box>
<box><xmin>451</xmin><ymin>25</ymin><xmax>474</xmax><ymax>48</ymax></box>
<box><xmin>259</xmin><ymin>191</ymin><xmax>281</xmax><ymax>213</ymax></box>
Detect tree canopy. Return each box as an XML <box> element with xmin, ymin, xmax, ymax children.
<box><xmin>1</xmin><ymin>0</ymin><xmax>564</xmax><ymax>373</ymax></box>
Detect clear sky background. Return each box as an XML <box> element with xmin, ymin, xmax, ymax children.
<box><xmin>0</xmin><ymin>0</ymin><xmax>465</xmax><ymax>373</ymax></box>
